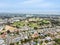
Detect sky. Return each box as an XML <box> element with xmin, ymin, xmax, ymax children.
<box><xmin>0</xmin><ymin>0</ymin><xmax>60</xmax><ymax>14</ymax></box>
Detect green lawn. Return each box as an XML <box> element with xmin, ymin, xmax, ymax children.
<box><xmin>12</xmin><ymin>19</ymin><xmax>50</xmax><ymax>28</ymax></box>
<box><xmin>12</xmin><ymin>21</ymin><xmax>25</xmax><ymax>28</ymax></box>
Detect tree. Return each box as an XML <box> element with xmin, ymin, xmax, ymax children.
<box><xmin>10</xmin><ymin>43</ymin><xmax>14</xmax><ymax>45</ymax></box>
<box><xmin>7</xmin><ymin>30</ymin><xmax>10</xmax><ymax>34</ymax></box>
<box><xmin>54</xmin><ymin>39</ymin><xmax>60</xmax><ymax>44</ymax></box>
<box><xmin>34</xmin><ymin>27</ymin><xmax>38</xmax><ymax>30</ymax></box>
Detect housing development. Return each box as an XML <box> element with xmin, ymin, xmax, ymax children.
<box><xmin>0</xmin><ymin>14</ymin><xmax>60</xmax><ymax>45</ymax></box>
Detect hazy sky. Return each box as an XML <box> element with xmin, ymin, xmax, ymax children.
<box><xmin>0</xmin><ymin>0</ymin><xmax>60</xmax><ymax>14</ymax></box>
